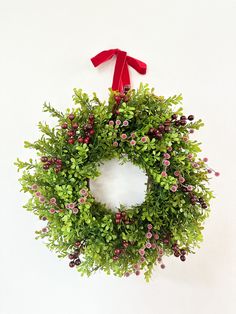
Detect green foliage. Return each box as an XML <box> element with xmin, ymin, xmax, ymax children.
<box><xmin>15</xmin><ymin>83</ymin><xmax>214</xmax><ymax>281</ymax></box>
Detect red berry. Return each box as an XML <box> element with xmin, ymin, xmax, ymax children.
<box><xmin>68</xmin><ymin>113</ymin><xmax>75</xmax><ymax>121</ymax></box>
<box><xmin>43</xmin><ymin>164</ymin><xmax>50</xmax><ymax>170</ymax></box>
<box><xmin>84</xmin><ymin>137</ymin><xmax>90</xmax><ymax>144</ymax></box>
<box><xmin>72</xmin><ymin>123</ymin><xmax>79</xmax><ymax>129</ymax></box>
<box><xmin>113</xmin><ymin>255</ymin><xmax>119</xmax><ymax>261</ymax></box>
<box><xmin>89</xmin><ymin>129</ymin><xmax>95</xmax><ymax>135</ymax></box>
<box><xmin>114</xmin><ymin>248</ymin><xmax>121</xmax><ymax>255</ymax></box>
<box><xmin>68</xmin><ymin>138</ymin><xmax>75</xmax><ymax>144</ymax></box>
<box><xmin>55</xmin><ymin>164</ymin><xmax>62</xmax><ymax>169</ymax></box>
<box><xmin>61</xmin><ymin>123</ymin><xmax>68</xmax><ymax>129</ymax></box>
<box><xmin>116</xmin><ymin>110</ymin><xmax>120</xmax><ymax>115</ymax></box>
<box><xmin>89</xmin><ymin>114</ymin><xmax>94</xmax><ymax>120</ymax></box>
<box><xmin>115</xmin><ymin>219</ymin><xmax>121</xmax><ymax>224</ymax></box>
<box><xmin>115</xmin><ymin>96</ymin><xmax>121</xmax><ymax>104</ymax></box>
<box><xmin>41</xmin><ymin>156</ymin><xmax>48</xmax><ymax>162</ymax></box>
<box><xmin>67</xmin><ymin>130</ymin><xmax>75</xmax><ymax>137</ymax></box>
<box><xmin>119</xmin><ymin>92</ymin><xmax>125</xmax><ymax>98</ymax></box>
<box><xmin>56</xmin><ymin>159</ymin><xmax>62</xmax><ymax>165</ymax></box>
<box><xmin>69</xmin><ymin>261</ymin><xmax>75</xmax><ymax>267</ymax></box>
<box><xmin>116</xmin><ymin>212</ymin><xmax>122</xmax><ymax>219</ymax></box>
<box><xmin>163</xmin><ymin>238</ymin><xmax>169</xmax><ymax>244</ymax></box>
<box><xmin>77</xmin><ymin>137</ymin><xmax>84</xmax><ymax>143</ymax></box>
<box><xmin>75</xmin><ymin>241</ymin><xmax>81</xmax><ymax>247</ymax></box>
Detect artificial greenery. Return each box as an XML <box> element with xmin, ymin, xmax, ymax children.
<box><xmin>15</xmin><ymin>83</ymin><xmax>218</xmax><ymax>281</ymax></box>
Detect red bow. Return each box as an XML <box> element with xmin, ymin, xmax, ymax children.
<box><xmin>91</xmin><ymin>49</ymin><xmax>147</xmax><ymax>92</ymax></box>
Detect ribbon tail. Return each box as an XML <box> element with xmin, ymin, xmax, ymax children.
<box><xmin>126</xmin><ymin>56</ymin><xmax>147</xmax><ymax>75</ymax></box>
<box><xmin>91</xmin><ymin>49</ymin><xmax>118</xmax><ymax>67</ymax></box>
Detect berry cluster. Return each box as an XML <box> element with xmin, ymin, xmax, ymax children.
<box><xmin>147</xmin><ymin>118</ymin><xmax>172</xmax><ymax>140</ymax></box>
<box><xmin>68</xmin><ymin>241</ymin><xmax>82</xmax><ymax>268</ymax></box>
<box><xmin>172</xmin><ymin>114</ymin><xmax>194</xmax><ymax>126</ymax></box>
<box><xmin>112</xmin><ymin>85</ymin><xmax>130</xmax><ymax>115</ymax></box>
<box><xmin>115</xmin><ymin>211</ymin><xmax>131</xmax><ymax>225</ymax></box>
<box><xmin>40</xmin><ymin>156</ymin><xmax>62</xmax><ymax>173</ymax></box>
<box><xmin>172</xmin><ymin>243</ymin><xmax>187</xmax><ymax>261</ymax></box>
<box><xmin>61</xmin><ymin>114</ymin><xmax>95</xmax><ymax>145</ymax></box>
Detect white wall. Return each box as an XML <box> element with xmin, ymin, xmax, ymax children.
<box><xmin>0</xmin><ymin>1</ymin><xmax>235</xmax><ymax>314</ymax></box>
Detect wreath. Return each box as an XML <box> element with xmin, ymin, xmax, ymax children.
<box><xmin>15</xmin><ymin>49</ymin><xmax>219</xmax><ymax>281</ymax></box>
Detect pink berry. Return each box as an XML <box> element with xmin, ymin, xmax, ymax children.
<box><xmin>147</xmin><ymin>224</ymin><xmax>153</xmax><ymax>230</ymax></box>
<box><xmin>174</xmin><ymin>171</ymin><xmax>180</xmax><ymax>177</ymax></box>
<box><xmin>135</xmin><ymin>270</ymin><xmax>140</xmax><ymax>276</ymax></box>
<box><xmin>170</xmin><ymin>185</ymin><xmax>178</xmax><ymax>192</ymax></box>
<box><xmin>146</xmin><ymin>232</ymin><xmax>152</xmax><ymax>239</ymax></box>
<box><xmin>130</xmin><ymin>140</ymin><xmax>136</xmax><ymax>146</ymax></box>
<box><xmin>203</xmin><ymin>157</ymin><xmax>208</xmax><ymax>162</ymax></box>
<box><xmin>215</xmin><ymin>171</ymin><xmax>220</xmax><ymax>177</ymax></box>
<box><xmin>112</xmin><ymin>141</ymin><xmax>118</xmax><ymax>147</ymax></box>
<box><xmin>163</xmin><ymin>153</ymin><xmax>170</xmax><ymax>159</ymax></box>
<box><xmin>139</xmin><ymin>249</ymin><xmax>145</xmax><ymax>256</ymax></box>
<box><xmin>163</xmin><ymin>159</ymin><xmax>170</xmax><ymax>166</ymax></box>
<box><xmin>161</xmin><ymin>171</ymin><xmax>167</xmax><ymax>177</ymax></box>
<box><xmin>179</xmin><ymin>177</ymin><xmax>185</xmax><ymax>183</ymax></box>
<box><xmin>146</xmin><ymin>242</ymin><xmax>152</xmax><ymax>249</ymax></box>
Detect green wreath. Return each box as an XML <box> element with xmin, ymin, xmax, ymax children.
<box><xmin>15</xmin><ymin>84</ymin><xmax>219</xmax><ymax>281</ymax></box>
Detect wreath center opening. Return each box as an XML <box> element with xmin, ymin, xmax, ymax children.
<box><xmin>89</xmin><ymin>158</ymin><xmax>148</xmax><ymax>212</ymax></box>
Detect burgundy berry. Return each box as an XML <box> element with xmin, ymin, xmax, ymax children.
<box><xmin>149</xmin><ymin>128</ymin><xmax>155</xmax><ymax>134</ymax></box>
<box><xmin>123</xmin><ymin>85</ymin><xmax>131</xmax><ymax>93</ymax></box>
<box><xmin>180</xmin><ymin>255</ymin><xmax>186</xmax><ymax>261</ymax></box>
<box><xmin>113</xmin><ymin>255</ymin><xmax>119</xmax><ymax>261</ymax></box>
<box><xmin>68</xmin><ymin>113</ymin><xmax>75</xmax><ymax>121</ymax></box>
<box><xmin>51</xmin><ymin>157</ymin><xmax>57</xmax><ymax>163</ymax></box>
<box><xmin>188</xmin><ymin>115</ymin><xmax>194</xmax><ymax>121</ymax></box>
<box><xmin>41</xmin><ymin>156</ymin><xmax>48</xmax><ymax>162</ymax></box>
<box><xmin>69</xmin><ymin>261</ymin><xmax>75</xmax><ymax>268</ymax></box>
<box><xmin>115</xmin><ymin>219</ymin><xmax>121</xmax><ymax>224</ymax></box>
<box><xmin>174</xmin><ymin>251</ymin><xmax>180</xmax><ymax>257</ymax></box>
<box><xmin>180</xmin><ymin>120</ymin><xmax>187</xmax><ymax>126</ymax></box>
<box><xmin>164</xmin><ymin>119</ymin><xmax>171</xmax><ymax>126</ymax></box>
<box><xmin>75</xmin><ymin>241</ymin><xmax>81</xmax><ymax>247</ymax></box>
<box><xmin>171</xmin><ymin>114</ymin><xmax>177</xmax><ymax>120</ymax></box>
<box><xmin>55</xmin><ymin>164</ymin><xmax>62</xmax><ymax>169</ymax></box>
<box><xmin>43</xmin><ymin>164</ymin><xmax>50</xmax><ymax>170</ymax></box>
<box><xmin>74</xmin><ymin>258</ymin><xmax>81</xmax><ymax>266</ymax></box>
<box><xmin>180</xmin><ymin>115</ymin><xmax>187</xmax><ymax>120</ymax></box>
<box><xmin>89</xmin><ymin>114</ymin><xmax>94</xmax><ymax>121</ymax></box>
<box><xmin>68</xmin><ymin>253</ymin><xmax>75</xmax><ymax>260</ymax></box>
<box><xmin>61</xmin><ymin>123</ymin><xmax>68</xmax><ymax>129</ymax></box>
<box><xmin>158</xmin><ymin>125</ymin><xmax>165</xmax><ymax>133</ymax></box>
<box><xmin>72</xmin><ymin>123</ymin><xmax>79</xmax><ymax>129</ymax></box>
<box><xmin>68</xmin><ymin>138</ymin><xmax>75</xmax><ymax>144</ymax></box>
<box><xmin>116</xmin><ymin>110</ymin><xmax>120</xmax><ymax>115</ymax></box>
<box><xmin>67</xmin><ymin>130</ymin><xmax>75</xmax><ymax>137</ymax></box>
<box><xmin>164</xmin><ymin>126</ymin><xmax>171</xmax><ymax>132</ymax></box>
<box><xmin>56</xmin><ymin>159</ymin><xmax>62</xmax><ymax>165</ymax></box>
<box><xmin>180</xmin><ymin>249</ymin><xmax>186</xmax><ymax>255</ymax></box>
<box><xmin>77</xmin><ymin>137</ymin><xmax>84</xmax><ymax>143</ymax></box>
<box><xmin>202</xmin><ymin>203</ymin><xmax>208</xmax><ymax>209</ymax></box>
<box><xmin>175</xmin><ymin>120</ymin><xmax>181</xmax><ymax>126</ymax></box>
<box><xmin>163</xmin><ymin>239</ymin><xmax>169</xmax><ymax>244</ymax></box>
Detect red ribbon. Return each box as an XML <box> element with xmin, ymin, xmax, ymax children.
<box><xmin>91</xmin><ymin>49</ymin><xmax>147</xmax><ymax>92</ymax></box>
